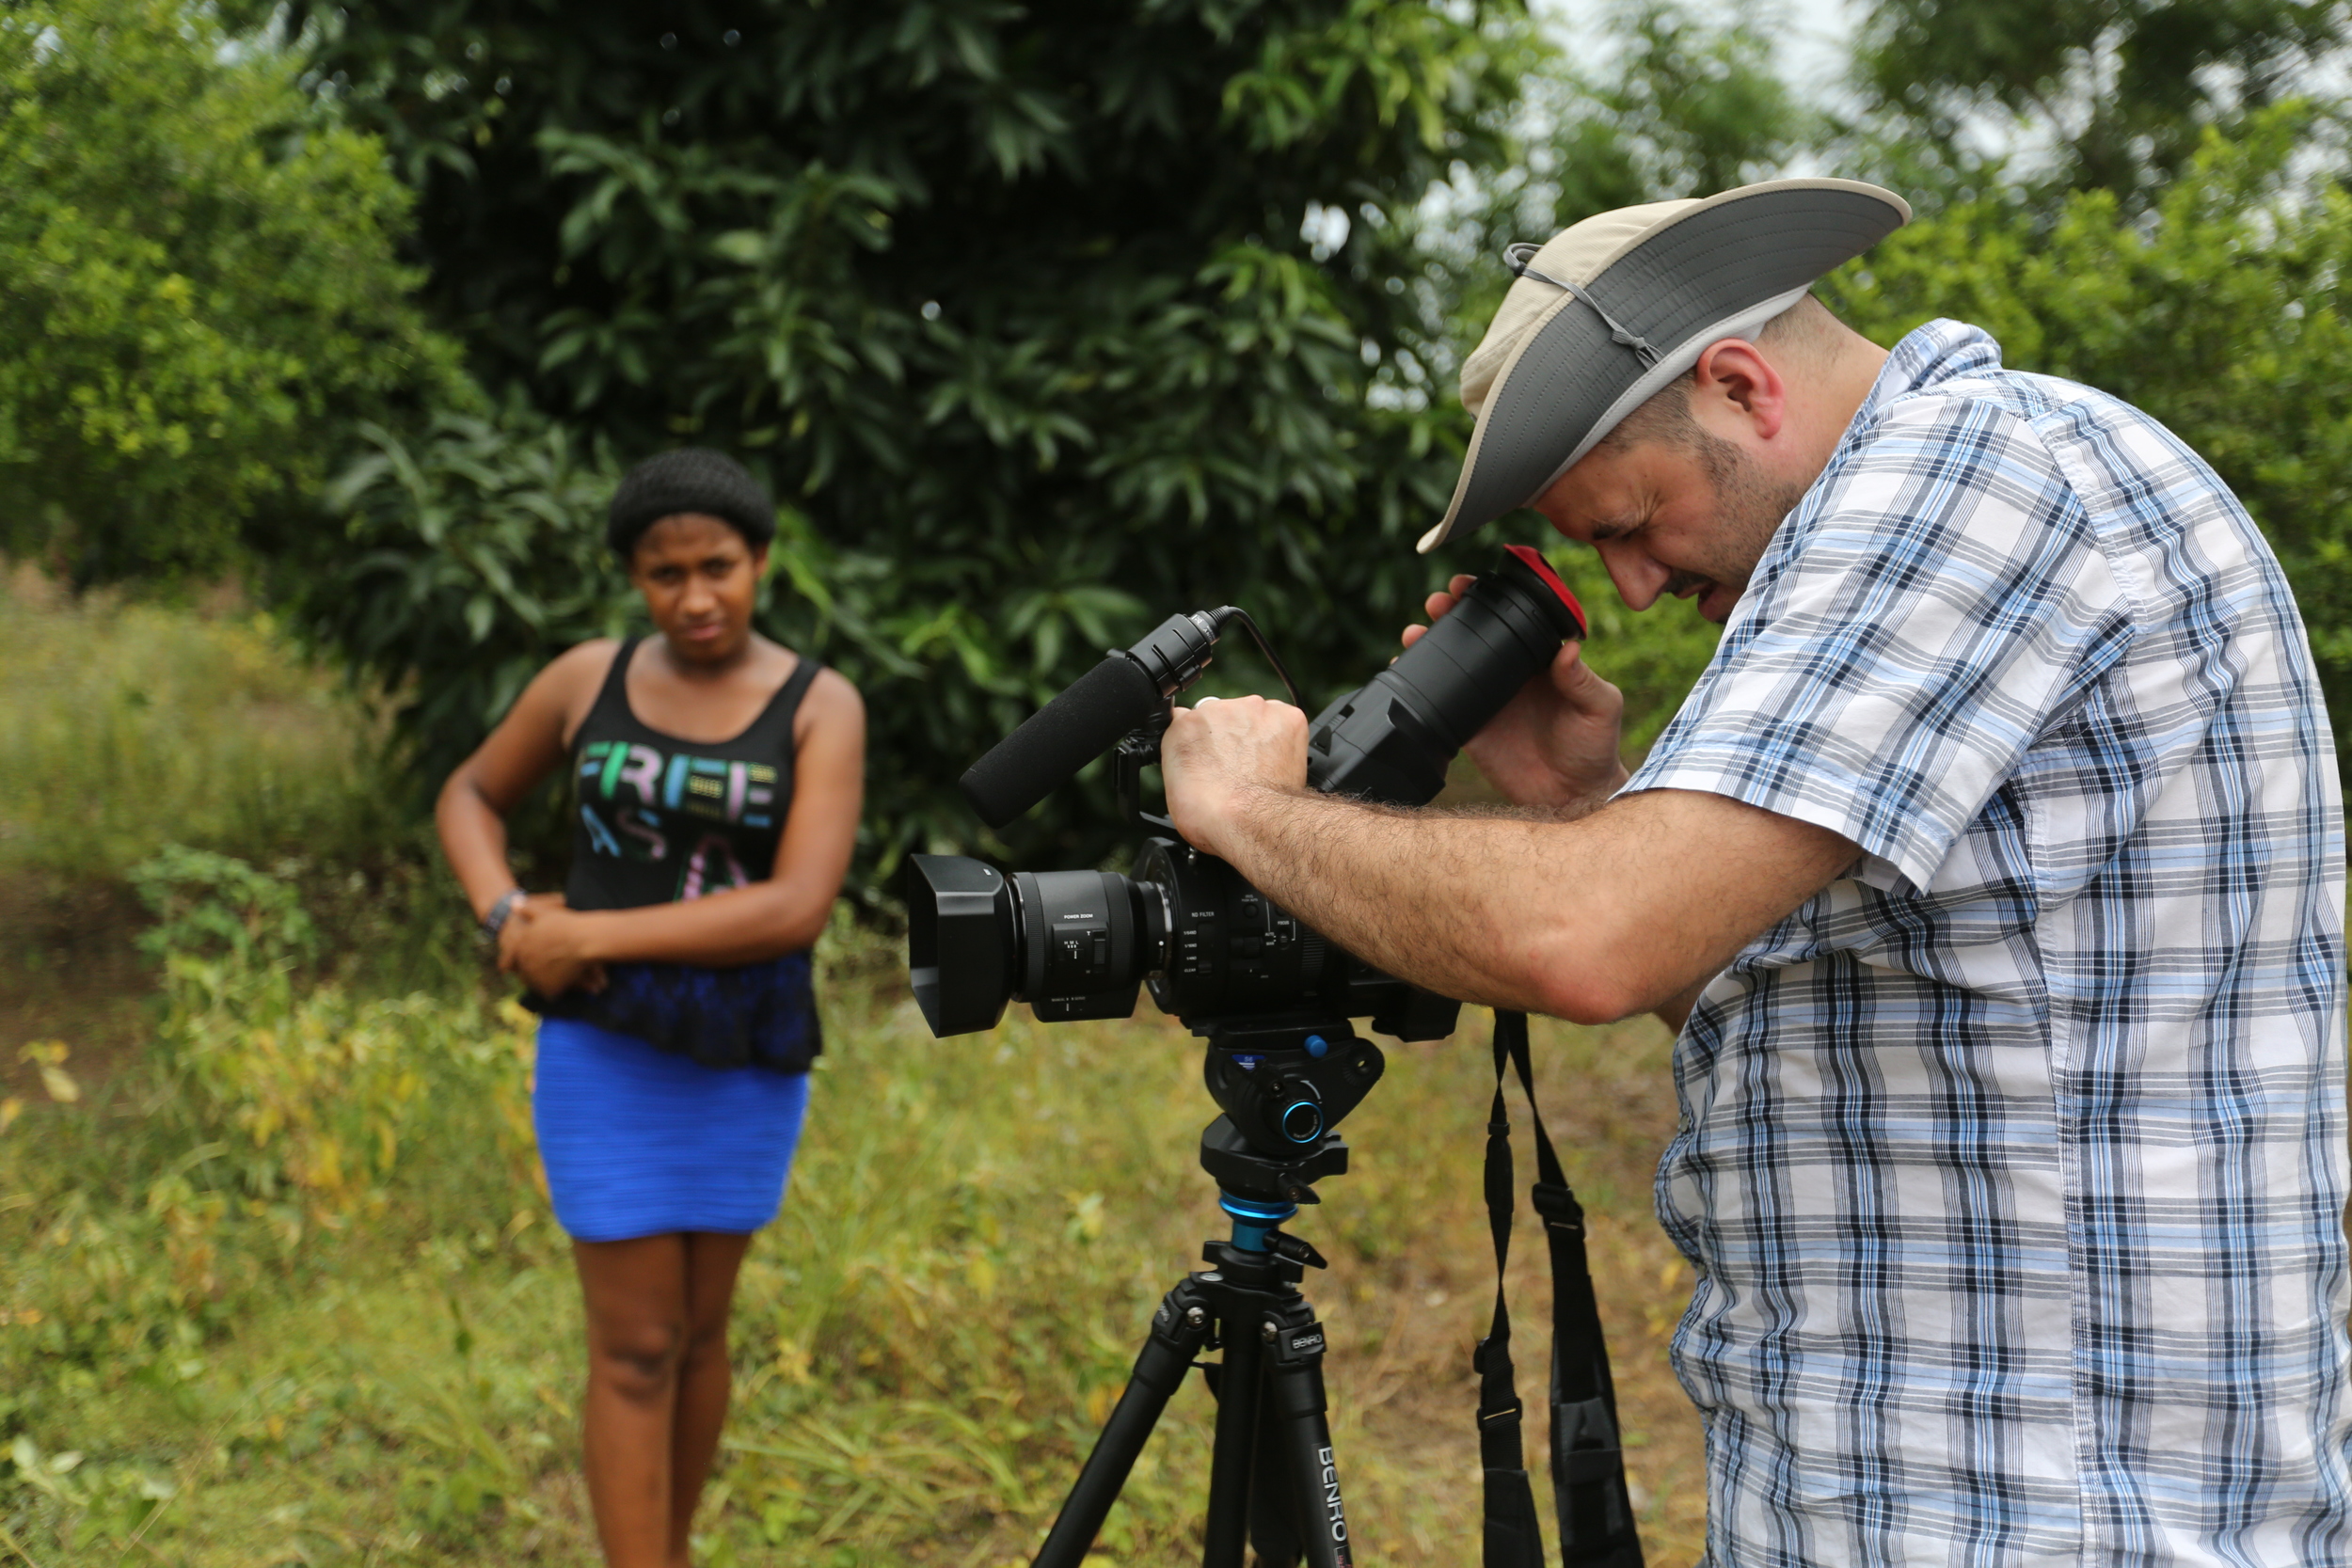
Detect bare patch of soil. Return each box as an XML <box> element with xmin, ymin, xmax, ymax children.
<box><xmin>0</xmin><ymin>868</ymin><xmax>154</xmax><ymax>1099</ymax></box>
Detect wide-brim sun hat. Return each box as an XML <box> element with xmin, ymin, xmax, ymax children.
<box><xmin>1420</xmin><ymin>177</ymin><xmax>1912</xmax><ymax>554</ymax></box>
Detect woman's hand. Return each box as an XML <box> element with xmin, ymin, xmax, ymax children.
<box><xmin>1406</xmin><ymin>574</ymin><xmax>1629</xmax><ymax>813</ymax></box>
<box><xmin>500</xmin><ymin>896</ymin><xmax>610</xmax><ymax>998</ymax></box>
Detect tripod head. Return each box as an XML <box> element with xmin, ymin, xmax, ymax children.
<box><xmin>1194</xmin><ymin>1015</ymin><xmax>1383</xmax><ymax>1259</ymax></box>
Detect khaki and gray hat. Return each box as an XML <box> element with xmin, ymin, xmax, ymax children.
<box><xmin>1420</xmin><ymin>177</ymin><xmax>1911</xmax><ymax>554</ymax></box>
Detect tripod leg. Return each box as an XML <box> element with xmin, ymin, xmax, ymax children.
<box><xmin>1200</xmin><ymin>1308</ymin><xmax>1268</xmax><ymax>1568</ymax></box>
<box><xmin>1248</xmin><ymin>1365</ymin><xmax>1303</xmax><ymax>1568</ymax></box>
<box><xmin>1263</xmin><ymin>1307</ymin><xmax>1355</xmax><ymax>1568</ymax></box>
<box><xmin>1032</xmin><ymin>1279</ymin><xmax>1214</xmax><ymax>1568</ymax></box>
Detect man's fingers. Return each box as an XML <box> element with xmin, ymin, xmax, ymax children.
<box><xmin>1550</xmin><ymin>640</ymin><xmax>1623</xmax><ymax>711</ymax></box>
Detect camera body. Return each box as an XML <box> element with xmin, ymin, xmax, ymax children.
<box><xmin>908</xmin><ymin>546</ymin><xmax>1587</xmax><ymax>1087</ymax></box>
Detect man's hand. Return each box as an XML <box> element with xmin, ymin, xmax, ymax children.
<box><xmin>1161</xmin><ymin>694</ymin><xmax>1309</xmax><ymax>861</ymax></box>
<box><xmin>1409</xmin><ymin>574</ymin><xmax>1629</xmax><ymax>812</ymax></box>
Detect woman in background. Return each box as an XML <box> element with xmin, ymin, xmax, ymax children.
<box><xmin>436</xmin><ymin>450</ymin><xmax>864</xmax><ymax>1568</ymax></box>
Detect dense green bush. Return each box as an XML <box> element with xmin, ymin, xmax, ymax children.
<box><xmin>273</xmin><ymin>0</ymin><xmax>1545</xmax><ymax>885</ymax></box>
<box><xmin>1822</xmin><ymin>106</ymin><xmax>2352</xmax><ymax>765</ymax></box>
<box><xmin>0</xmin><ymin>0</ymin><xmax>467</xmax><ymax>584</ymax></box>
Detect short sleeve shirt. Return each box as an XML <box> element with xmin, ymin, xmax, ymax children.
<box><xmin>1624</xmin><ymin>321</ymin><xmax>2350</xmax><ymax>1566</ymax></box>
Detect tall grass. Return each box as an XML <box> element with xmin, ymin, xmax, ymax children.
<box><xmin>0</xmin><ymin>591</ymin><xmax>1708</xmax><ymax>1564</ymax></box>
<box><xmin>0</xmin><ymin>568</ymin><xmax>388</xmax><ymax>878</ymax></box>
<box><xmin>2</xmin><ymin>893</ymin><xmax>1705</xmax><ymax>1565</ymax></box>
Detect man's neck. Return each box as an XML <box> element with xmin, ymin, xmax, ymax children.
<box><xmin>1789</xmin><ymin>335</ymin><xmax>1892</xmax><ymax>479</ymax></box>
<box><xmin>1821</xmin><ymin>337</ymin><xmax>1891</xmax><ymax>444</ymax></box>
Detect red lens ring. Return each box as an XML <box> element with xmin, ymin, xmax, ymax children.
<box><xmin>1502</xmin><ymin>544</ymin><xmax>1586</xmax><ymax>639</ymax></box>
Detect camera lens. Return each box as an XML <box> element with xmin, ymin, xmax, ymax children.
<box><xmin>907</xmin><ymin>854</ymin><xmax>1167</xmax><ymax>1036</ymax></box>
<box><xmin>1306</xmin><ymin>545</ymin><xmax>1586</xmax><ymax>807</ymax></box>
<box><xmin>1010</xmin><ymin>869</ymin><xmax>1153</xmax><ymax>1022</ymax></box>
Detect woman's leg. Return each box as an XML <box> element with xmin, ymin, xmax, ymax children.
<box><xmin>668</xmin><ymin>1230</ymin><xmax>755</xmax><ymax>1564</ymax></box>
<box><xmin>574</xmin><ymin>1233</ymin><xmax>691</xmax><ymax>1568</ymax></box>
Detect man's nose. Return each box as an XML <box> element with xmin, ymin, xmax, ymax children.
<box><xmin>1597</xmin><ymin>541</ymin><xmax>1668</xmax><ymax>611</ymax></box>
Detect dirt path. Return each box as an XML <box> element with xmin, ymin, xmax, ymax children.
<box><xmin>0</xmin><ymin>870</ymin><xmax>153</xmax><ymax>1100</ymax></box>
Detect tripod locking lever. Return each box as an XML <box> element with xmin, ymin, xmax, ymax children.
<box><xmin>1269</xmin><ymin>1231</ymin><xmax>1328</xmax><ymax>1270</ymax></box>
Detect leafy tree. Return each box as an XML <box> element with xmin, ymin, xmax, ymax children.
<box><xmin>278</xmin><ymin>0</ymin><xmax>1542</xmax><ymax>885</ymax></box>
<box><xmin>0</xmin><ymin>0</ymin><xmax>466</xmax><ymax>584</ymax></box>
<box><xmin>1563</xmin><ymin>1</ymin><xmax>1816</xmax><ymax>208</ymax></box>
<box><xmin>1853</xmin><ymin>0</ymin><xmax>2350</xmax><ymax>204</ymax></box>
<box><xmin>1420</xmin><ymin>2</ymin><xmax>1818</xmax><ymax>404</ymax></box>
<box><xmin>1820</xmin><ymin>104</ymin><xmax>2352</xmax><ymax>762</ymax></box>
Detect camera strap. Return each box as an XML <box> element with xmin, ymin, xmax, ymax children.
<box><xmin>1476</xmin><ymin>1008</ymin><xmax>1645</xmax><ymax>1568</ymax></box>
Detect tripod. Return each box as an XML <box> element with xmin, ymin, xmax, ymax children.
<box><xmin>1032</xmin><ymin>1021</ymin><xmax>1379</xmax><ymax>1568</ymax></box>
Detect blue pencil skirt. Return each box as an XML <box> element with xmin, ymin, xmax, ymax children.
<box><xmin>532</xmin><ymin>1017</ymin><xmax>813</xmax><ymax>1243</ymax></box>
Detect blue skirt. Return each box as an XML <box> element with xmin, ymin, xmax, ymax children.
<box><xmin>532</xmin><ymin>1017</ymin><xmax>812</xmax><ymax>1243</ymax></box>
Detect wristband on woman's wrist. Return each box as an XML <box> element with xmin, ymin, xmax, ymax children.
<box><xmin>480</xmin><ymin>888</ymin><xmax>527</xmax><ymax>943</ymax></box>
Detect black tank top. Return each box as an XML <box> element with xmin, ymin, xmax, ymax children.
<box><xmin>564</xmin><ymin>638</ymin><xmax>821</xmax><ymax>911</ymax></box>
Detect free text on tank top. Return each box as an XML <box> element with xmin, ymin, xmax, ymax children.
<box><xmin>564</xmin><ymin>638</ymin><xmax>820</xmax><ymax>911</ymax></box>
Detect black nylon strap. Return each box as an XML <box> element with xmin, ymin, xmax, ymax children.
<box><xmin>1478</xmin><ymin>1011</ymin><xmax>1545</xmax><ymax>1568</ymax></box>
<box><xmin>1481</xmin><ymin>1010</ymin><xmax>1645</xmax><ymax>1568</ymax></box>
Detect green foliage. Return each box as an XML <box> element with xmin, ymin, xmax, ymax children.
<box><xmin>1853</xmin><ymin>0</ymin><xmax>2349</xmax><ymax>203</ymax></box>
<box><xmin>0</xmin><ymin>0</ymin><xmax>468</xmax><ymax>584</ymax></box>
<box><xmin>2</xmin><ymin>852</ymin><xmax>545</xmax><ymax>1557</ymax></box>
<box><xmin>306</xmin><ymin>404</ymin><xmax>631</xmax><ymax>789</ymax></box>
<box><xmin>1820</xmin><ymin>104</ymin><xmax>2352</xmax><ymax>764</ymax></box>
<box><xmin>131</xmin><ymin>846</ymin><xmax>320</xmax><ymax>970</ymax></box>
<box><xmin>271</xmin><ymin>0</ymin><xmax>1543</xmax><ymax>884</ymax></box>
<box><xmin>2</xmin><ymin>905</ymin><xmax>1700</xmax><ymax>1562</ymax></box>
<box><xmin>1558</xmin><ymin>2</ymin><xmax>1816</xmax><ymax>210</ymax></box>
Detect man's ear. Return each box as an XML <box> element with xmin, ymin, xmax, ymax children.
<box><xmin>1691</xmin><ymin>338</ymin><xmax>1788</xmax><ymax>441</ymax></box>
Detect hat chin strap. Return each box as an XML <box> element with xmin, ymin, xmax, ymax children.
<box><xmin>1539</xmin><ymin>284</ymin><xmax>1813</xmax><ymax>496</ymax></box>
<box><xmin>1414</xmin><ymin>283</ymin><xmax>1812</xmax><ymax>555</ymax></box>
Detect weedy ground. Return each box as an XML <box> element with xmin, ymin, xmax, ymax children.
<box><xmin>0</xmin><ymin>572</ymin><xmax>1708</xmax><ymax>1566</ymax></box>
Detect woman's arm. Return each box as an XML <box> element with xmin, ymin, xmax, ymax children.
<box><xmin>437</xmin><ymin>643</ymin><xmax>610</xmax><ymax>920</ymax></box>
<box><xmin>507</xmin><ymin>668</ymin><xmax>866</xmax><ymax>969</ymax></box>
<box><xmin>437</xmin><ymin>643</ymin><xmax>616</xmax><ymax>996</ymax></box>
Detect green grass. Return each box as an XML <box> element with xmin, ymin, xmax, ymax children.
<box><xmin>5</xmin><ymin>968</ymin><xmax>1706</xmax><ymax>1566</ymax></box>
<box><xmin>0</xmin><ymin>584</ymin><xmax>1711</xmax><ymax>1566</ymax></box>
<box><xmin>0</xmin><ymin>569</ymin><xmax>387</xmax><ymax>879</ymax></box>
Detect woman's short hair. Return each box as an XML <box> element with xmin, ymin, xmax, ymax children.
<box><xmin>606</xmin><ymin>449</ymin><xmax>777</xmax><ymax>561</ymax></box>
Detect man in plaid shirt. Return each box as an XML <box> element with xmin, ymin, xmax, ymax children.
<box><xmin>1160</xmin><ymin>180</ymin><xmax>2351</xmax><ymax>1563</ymax></box>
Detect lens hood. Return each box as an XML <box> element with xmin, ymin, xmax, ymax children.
<box><xmin>908</xmin><ymin>854</ymin><xmax>1017</xmax><ymax>1037</ymax></box>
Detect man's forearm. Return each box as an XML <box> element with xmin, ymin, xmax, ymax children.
<box><xmin>1159</xmin><ymin>698</ymin><xmax>1862</xmax><ymax>1024</ymax></box>
<box><xmin>1200</xmin><ymin>784</ymin><xmax>1636</xmax><ymax>1021</ymax></box>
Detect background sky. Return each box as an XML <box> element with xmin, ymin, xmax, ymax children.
<box><xmin>1536</xmin><ymin>0</ymin><xmax>1864</xmax><ymax>114</ymax></box>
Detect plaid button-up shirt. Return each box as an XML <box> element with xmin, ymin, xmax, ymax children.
<box><xmin>1625</xmin><ymin>320</ymin><xmax>2350</xmax><ymax>1565</ymax></box>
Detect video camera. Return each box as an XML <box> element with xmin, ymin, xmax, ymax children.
<box><xmin>906</xmin><ymin>551</ymin><xmax>1630</xmax><ymax>1568</ymax></box>
<box><xmin>906</xmin><ymin>546</ymin><xmax>1587</xmax><ymax>1149</ymax></box>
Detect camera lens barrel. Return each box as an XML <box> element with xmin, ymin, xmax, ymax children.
<box><xmin>1305</xmin><ymin>545</ymin><xmax>1586</xmax><ymax>807</ymax></box>
<box><xmin>1010</xmin><ymin>868</ymin><xmax>1152</xmax><ymax>1022</ymax></box>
